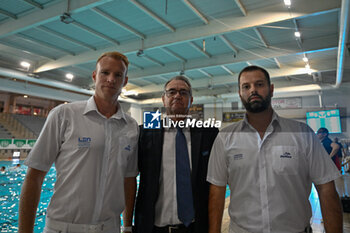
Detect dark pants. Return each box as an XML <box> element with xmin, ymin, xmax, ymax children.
<box><xmin>152</xmin><ymin>223</ymin><xmax>194</xmax><ymax>233</ymax></box>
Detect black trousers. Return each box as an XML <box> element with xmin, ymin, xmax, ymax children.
<box><xmin>152</xmin><ymin>223</ymin><xmax>194</xmax><ymax>233</ymax></box>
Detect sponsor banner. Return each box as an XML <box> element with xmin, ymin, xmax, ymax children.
<box><xmin>0</xmin><ymin>139</ymin><xmax>36</xmax><ymax>149</ymax></box>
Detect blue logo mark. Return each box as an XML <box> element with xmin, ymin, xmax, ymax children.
<box><xmin>125</xmin><ymin>145</ymin><xmax>131</xmax><ymax>151</ymax></box>
<box><xmin>78</xmin><ymin>137</ymin><xmax>91</xmax><ymax>147</ymax></box>
<box><xmin>143</xmin><ymin>110</ymin><xmax>161</xmax><ymax>129</ymax></box>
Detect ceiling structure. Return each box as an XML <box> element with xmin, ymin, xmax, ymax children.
<box><xmin>0</xmin><ymin>0</ymin><xmax>349</xmax><ymax>106</ymax></box>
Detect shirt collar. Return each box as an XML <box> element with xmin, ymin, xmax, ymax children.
<box><xmin>83</xmin><ymin>96</ymin><xmax>127</xmax><ymax>121</ymax></box>
<box><xmin>240</xmin><ymin>110</ymin><xmax>280</xmax><ymax>131</ymax></box>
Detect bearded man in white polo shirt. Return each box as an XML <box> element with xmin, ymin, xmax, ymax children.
<box><xmin>207</xmin><ymin>66</ymin><xmax>342</xmax><ymax>233</ymax></box>
<box><xmin>19</xmin><ymin>52</ymin><xmax>138</xmax><ymax>233</ymax></box>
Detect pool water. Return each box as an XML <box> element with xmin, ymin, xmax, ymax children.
<box><xmin>0</xmin><ymin>160</ymin><xmax>230</xmax><ymax>232</ymax></box>
<box><xmin>0</xmin><ymin>161</ymin><xmax>56</xmax><ymax>232</ymax></box>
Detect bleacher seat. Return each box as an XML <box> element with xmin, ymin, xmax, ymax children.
<box><xmin>12</xmin><ymin>114</ymin><xmax>46</xmax><ymax>137</ymax></box>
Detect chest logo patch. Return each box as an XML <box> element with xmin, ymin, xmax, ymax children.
<box><xmin>280</xmin><ymin>152</ymin><xmax>292</xmax><ymax>158</ymax></box>
<box><xmin>78</xmin><ymin>137</ymin><xmax>91</xmax><ymax>148</ymax></box>
<box><xmin>234</xmin><ymin>154</ymin><xmax>243</xmax><ymax>160</ymax></box>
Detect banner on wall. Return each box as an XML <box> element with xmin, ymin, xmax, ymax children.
<box><xmin>0</xmin><ymin>139</ymin><xmax>36</xmax><ymax>149</ymax></box>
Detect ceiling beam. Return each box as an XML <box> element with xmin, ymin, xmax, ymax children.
<box><xmin>254</xmin><ymin>27</ymin><xmax>269</xmax><ymax>48</ymax></box>
<box><xmin>0</xmin><ymin>0</ymin><xmax>114</xmax><ymax>38</ymax></box>
<box><xmin>34</xmin><ymin>0</ymin><xmax>340</xmax><ymax>72</ymax></box>
<box><xmin>292</xmin><ymin>18</ymin><xmax>303</xmax><ymax>44</ymax></box>
<box><xmin>130</xmin><ymin>62</ymin><xmax>337</xmax><ymax>95</ymax></box>
<box><xmin>182</xmin><ymin>0</ymin><xmax>209</xmax><ymax>24</ymax></box>
<box><xmin>36</xmin><ymin>26</ymin><xmax>96</xmax><ymax>51</ymax></box>
<box><xmin>92</xmin><ymin>7</ymin><xmax>145</xmax><ymax>39</ymax></box>
<box><xmin>189</xmin><ymin>42</ymin><xmax>211</xmax><ymax>58</ymax></box>
<box><xmin>274</xmin><ymin>57</ymin><xmax>281</xmax><ymax>68</ymax></box>
<box><xmin>128</xmin><ymin>0</ymin><xmax>175</xmax><ymax>32</ymax></box>
<box><xmin>143</xmin><ymin>55</ymin><xmax>165</xmax><ymax>66</ymax></box>
<box><xmin>128</xmin><ymin>35</ymin><xmax>338</xmax><ymax>79</ymax></box>
<box><xmin>219</xmin><ymin>35</ymin><xmax>239</xmax><ymax>54</ymax></box>
<box><xmin>16</xmin><ymin>34</ymin><xmax>75</xmax><ymax>55</ymax></box>
<box><xmin>71</xmin><ymin>21</ymin><xmax>120</xmax><ymax>45</ymax></box>
<box><xmin>234</xmin><ymin>0</ymin><xmax>247</xmax><ymax>16</ymax></box>
<box><xmin>0</xmin><ymin>77</ymin><xmax>90</xmax><ymax>102</ymax></box>
<box><xmin>198</xmin><ymin>69</ymin><xmax>213</xmax><ymax>77</ymax></box>
<box><xmin>221</xmin><ymin>65</ymin><xmax>235</xmax><ymax>75</ymax></box>
<box><xmin>0</xmin><ymin>9</ymin><xmax>17</xmax><ymax>19</ymax></box>
<box><xmin>0</xmin><ymin>43</ymin><xmax>54</xmax><ymax>61</ymax></box>
<box><xmin>161</xmin><ymin>47</ymin><xmax>187</xmax><ymax>62</ymax></box>
<box><xmin>22</xmin><ymin>0</ymin><xmax>44</xmax><ymax>9</ymax></box>
<box><xmin>130</xmin><ymin>62</ymin><xmax>144</xmax><ymax>70</ymax></box>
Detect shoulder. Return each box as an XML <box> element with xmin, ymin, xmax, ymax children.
<box><xmin>123</xmin><ymin>113</ymin><xmax>139</xmax><ymax>128</ymax></box>
<box><xmin>277</xmin><ymin>116</ymin><xmax>313</xmax><ymax>133</ymax></box>
<box><xmin>50</xmin><ymin>100</ymin><xmax>87</xmax><ymax>116</ymax></box>
<box><xmin>220</xmin><ymin>121</ymin><xmax>242</xmax><ymax>134</ymax></box>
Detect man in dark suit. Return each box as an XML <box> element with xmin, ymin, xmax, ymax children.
<box><xmin>134</xmin><ymin>75</ymin><xmax>219</xmax><ymax>233</ymax></box>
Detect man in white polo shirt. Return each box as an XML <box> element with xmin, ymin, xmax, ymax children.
<box><xmin>19</xmin><ymin>52</ymin><xmax>138</xmax><ymax>233</ymax></box>
<box><xmin>207</xmin><ymin>66</ymin><xmax>342</xmax><ymax>233</ymax></box>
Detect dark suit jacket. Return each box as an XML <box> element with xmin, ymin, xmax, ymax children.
<box><xmin>135</xmin><ymin>124</ymin><xmax>219</xmax><ymax>233</ymax></box>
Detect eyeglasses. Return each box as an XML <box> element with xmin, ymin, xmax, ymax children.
<box><xmin>164</xmin><ymin>89</ymin><xmax>191</xmax><ymax>97</ymax></box>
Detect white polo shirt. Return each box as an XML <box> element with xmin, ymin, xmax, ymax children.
<box><xmin>25</xmin><ymin>97</ymin><xmax>139</xmax><ymax>227</ymax></box>
<box><xmin>207</xmin><ymin>112</ymin><xmax>340</xmax><ymax>233</ymax></box>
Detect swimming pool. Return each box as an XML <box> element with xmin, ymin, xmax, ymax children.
<box><xmin>0</xmin><ymin>160</ymin><xmax>230</xmax><ymax>232</ymax></box>
<box><xmin>0</xmin><ymin>161</ymin><xmax>56</xmax><ymax>232</ymax></box>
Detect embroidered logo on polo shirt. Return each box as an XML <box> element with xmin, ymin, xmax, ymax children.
<box><xmin>234</xmin><ymin>154</ymin><xmax>243</xmax><ymax>160</ymax></box>
<box><xmin>280</xmin><ymin>152</ymin><xmax>292</xmax><ymax>158</ymax></box>
<box><xmin>78</xmin><ymin>137</ymin><xmax>91</xmax><ymax>148</ymax></box>
<box><xmin>124</xmin><ymin>145</ymin><xmax>131</xmax><ymax>151</ymax></box>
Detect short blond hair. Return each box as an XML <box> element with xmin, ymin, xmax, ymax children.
<box><xmin>96</xmin><ymin>51</ymin><xmax>129</xmax><ymax>68</ymax></box>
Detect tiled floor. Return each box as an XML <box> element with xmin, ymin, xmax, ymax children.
<box><xmin>221</xmin><ymin>172</ymin><xmax>350</xmax><ymax>232</ymax></box>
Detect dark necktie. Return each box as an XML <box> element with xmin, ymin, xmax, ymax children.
<box><xmin>176</xmin><ymin>127</ymin><xmax>194</xmax><ymax>226</ymax></box>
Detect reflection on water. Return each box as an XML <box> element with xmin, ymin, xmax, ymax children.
<box><xmin>0</xmin><ymin>161</ymin><xmax>56</xmax><ymax>232</ymax></box>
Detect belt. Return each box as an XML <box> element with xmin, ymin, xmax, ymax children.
<box><xmin>46</xmin><ymin>217</ymin><xmax>117</xmax><ymax>233</ymax></box>
<box><xmin>153</xmin><ymin>223</ymin><xmax>194</xmax><ymax>233</ymax></box>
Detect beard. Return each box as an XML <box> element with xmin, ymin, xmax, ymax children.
<box><xmin>241</xmin><ymin>93</ymin><xmax>272</xmax><ymax>113</ymax></box>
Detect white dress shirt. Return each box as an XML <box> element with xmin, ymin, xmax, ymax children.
<box><xmin>25</xmin><ymin>97</ymin><xmax>139</xmax><ymax>229</ymax></box>
<box><xmin>207</xmin><ymin>111</ymin><xmax>340</xmax><ymax>233</ymax></box>
<box><xmin>154</xmin><ymin>126</ymin><xmax>192</xmax><ymax>227</ymax></box>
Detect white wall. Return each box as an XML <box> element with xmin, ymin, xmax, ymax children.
<box><xmin>129</xmin><ymin>104</ymin><xmax>143</xmax><ymax>125</ymax></box>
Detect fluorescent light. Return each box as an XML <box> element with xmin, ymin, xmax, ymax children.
<box><xmin>303</xmin><ymin>57</ymin><xmax>308</xmax><ymax>62</ymax></box>
<box><xmin>20</xmin><ymin>61</ymin><xmax>30</xmax><ymax>68</ymax></box>
<box><xmin>122</xmin><ymin>89</ymin><xmax>138</xmax><ymax>96</ymax></box>
<box><xmin>294</xmin><ymin>31</ymin><xmax>301</xmax><ymax>38</ymax></box>
<box><xmin>66</xmin><ymin>73</ymin><xmax>74</xmax><ymax>80</ymax></box>
<box><xmin>284</xmin><ymin>0</ymin><xmax>291</xmax><ymax>6</ymax></box>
